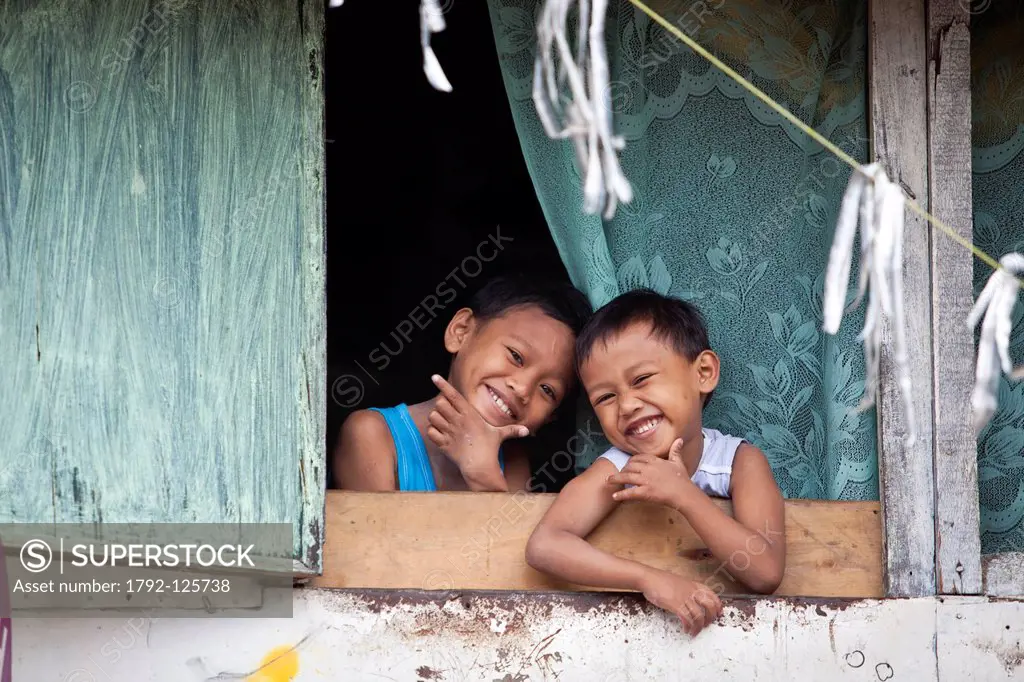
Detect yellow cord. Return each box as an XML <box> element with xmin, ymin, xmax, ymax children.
<box><xmin>626</xmin><ymin>0</ymin><xmax>1011</xmax><ymax>279</ymax></box>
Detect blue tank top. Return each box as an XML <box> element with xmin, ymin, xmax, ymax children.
<box><xmin>369</xmin><ymin>403</ymin><xmax>506</xmax><ymax>491</ymax></box>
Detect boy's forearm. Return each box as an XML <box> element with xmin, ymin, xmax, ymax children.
<box><xmin>672</xmin><ymin>491</ymin><xmax>784</xmax><ymax>593</ymax></box>
<box><xmin>526</xmin><ymin>528</ymin><xmax>653</xmax><ymax>592</ymax></box>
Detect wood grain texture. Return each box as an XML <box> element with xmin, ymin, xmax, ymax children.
<box><xmin>868</xmin><ymin>0</ymin><xmax>937</xmax><ymax>597</ymax></box>
<box><xmin>0</xmin><ymin>0</ymin><xmax>325</xmax><ymax>570</ymax></box>
<box><xmin>982</xmin><ymin>553</ymin><xmax>1024</xmax><ymax>597</ymax></box>
<box><xmin>296</xmin><ymin>0</ymin><xmax>327</xmax><ymax>575</ymax></box>
<box><xmin>926</xmin><ymin>1</ymin><xmax>981</xmax><ymax>595</ymax></box>
<box><xmin>313</xmin><ymin>491</ymin><xmax>885</xmax><ymax>598</ymax></box>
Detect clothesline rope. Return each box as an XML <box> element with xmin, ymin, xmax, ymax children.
<box><xmin>626</xmin><ymin>0</ymin><xmax>1021</xmax><ymax>288</ymax></box>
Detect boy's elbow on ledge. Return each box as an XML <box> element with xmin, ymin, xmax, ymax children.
<box><xmin>744</xmin><ymin>565</ymin><xmax>785</xmax><ymax>595</ymax></box>
<box><xmin>525</xmin><ymin>528</ymin><xmax>553</xmax><ymax>572</ymax></box>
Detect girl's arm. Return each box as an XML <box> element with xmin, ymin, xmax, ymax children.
<box><xmin>331</xmin><ymin>410</ymin><xmax>398</xmax><ymax>490</ymax></box>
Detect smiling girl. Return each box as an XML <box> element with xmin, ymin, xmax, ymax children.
<box><xmin>331</xmin><ymin>275</ymin><xmax>591</xmax><ymax>493</ymax></box>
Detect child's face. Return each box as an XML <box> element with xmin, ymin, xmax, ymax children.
<box><xmin>579</xmin><ymin>322</ymin><xmax>719</xmax><ymax>457</ymax></box>
<box><xmin>444</xmin><ymin>304</ymin><xmax>577</xmax><ymax>435</ymax></box>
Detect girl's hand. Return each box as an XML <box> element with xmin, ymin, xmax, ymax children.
<box><xmin>606</xmin><ymin>438</ymin><xmax>697</xmax><ymax>509</ymax></box>
<box><xmin>426</xmin><ymin>375</ymin><xmax>528</xmax><ymax>491</ymax></box>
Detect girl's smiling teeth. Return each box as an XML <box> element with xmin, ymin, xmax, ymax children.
<box><xmin>626</xmin><ymin>416</ymin><xmax>662</xmax><ymax>437</ymax></box>
<box><xmin>487</xmin><ymin>386</ymin><xmax>516</xmax><ymax>419</ymax></box>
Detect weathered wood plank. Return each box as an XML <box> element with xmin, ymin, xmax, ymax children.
<box><xmin>313</xmin><ymin>491</ymin><xmax>885</xmax><ymax>598</ymax></box>
<box><xmin>982</xmin><ymin>553</ymin><xmax>1024</xmax><ymax>597</ymax></box>
<box><xmin>296</xmin><ymin>0</ymin><xmax>327</xmax><ymax>575</ymax></box>
<box><xmin>0</xmin><ymin>0</ymin><xmax>325</xmax><ymax>570</ymax></box>
<box><xmin>868</xmin><ymin>0</ymin><xmax>937</xmax><ymax>597</ymax></box>
<box><xmin>926</xmin><ymin>0</ymin><xmax>981</xmax><ymax>595</ymax></box>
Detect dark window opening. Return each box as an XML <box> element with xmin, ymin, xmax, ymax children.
<box><xmin>324</xmin><ymin>0</ymin><xmax>582</xmax><ymax>492</ymax></box>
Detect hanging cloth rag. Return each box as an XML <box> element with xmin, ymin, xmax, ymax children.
<box><xmin>420</xmin><ymin>0</ymin><xmax>453</xmax><ymax>92</ymax></box>
<box><xmin>532</xmin><ymin>0</ymin><xmax>632</xmax><ymax>219</ymax></box>
<box><xmin>967</xmin><ymin>252</ymin><xmax>1024</xmax><ymax>433</ymax></box>
<box><xmin>329</xmin><ymin>0</ymin><xmax>452</xmax><ymax>91</ymax></box>
<box><xmin>823</xmin><ymin>163</ymin><xmax>916</xmax><ymax>446</ymax></box>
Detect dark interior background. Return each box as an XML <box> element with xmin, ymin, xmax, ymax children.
<box><xmin>325</xmin><ymin>0</ymin><xmax>581</xmax><ymax>490</ymax></box>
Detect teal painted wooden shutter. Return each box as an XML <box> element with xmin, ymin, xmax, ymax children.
<box><xmin>0</xmin><ymin>0</ymin><xmax>325</xmax><ymax>572</ymax></box>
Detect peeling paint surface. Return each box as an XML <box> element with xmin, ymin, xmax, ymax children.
<box><xmin>10</xmin><ymin>589</ymin><xmax>999</xmax><ymax>681</ymax></box>
<box><xmin>937</xmin><ymin>597</ymin><xmax>1024</xmax><ymax>680</ymax></box>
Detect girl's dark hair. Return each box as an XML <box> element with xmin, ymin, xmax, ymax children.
<box><xmin>467</xmin><ymin>274</ymin><xmax>593</xmax><ymax>336</ymax></box>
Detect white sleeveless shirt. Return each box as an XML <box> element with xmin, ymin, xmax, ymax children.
<box><xmin>597</xmin><ymin>427</ymin><xmax>745</xmax><ymax>498</ymax></box>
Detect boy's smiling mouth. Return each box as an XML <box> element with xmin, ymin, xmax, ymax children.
<box><xmin>486</xmin><ymin>384</ymin><xmax>518</xmax><ymax>422</ymax></box>
<box><xmin>624</xmin><ymin>415</ymin><xmax>663</xmax><ymax>440</ymax></box>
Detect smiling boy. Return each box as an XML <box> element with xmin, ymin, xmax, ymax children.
<box><xmin>525</xmin><ymin>288</ymin><xmax>786</xmax><ymax>636</ymax></box>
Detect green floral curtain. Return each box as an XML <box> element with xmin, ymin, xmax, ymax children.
<box><xmin>971</xmin><ymin>0</ymin><xmax>1024</xmax><ymax>554</ymax></box>
<box><xmin>486</xmin><ymin>0</ymin><xmax>877</xmax><ymax>500</ymax></box>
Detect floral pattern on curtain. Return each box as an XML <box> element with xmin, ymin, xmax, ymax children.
<box><xmin>971</xmin><ymin>0</ymin><xmax>1024</xmax><ymax>554</ymax></box>
<box><xmin>486</xmin><ymin>0</ymin><xmax>877</xmax><ymax>500</ymax></box>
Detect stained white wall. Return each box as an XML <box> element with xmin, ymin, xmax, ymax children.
<box><xmin>9</xmin><ymin>590</ymin><xmax>1024</xmax><ymax>681</ymax></box>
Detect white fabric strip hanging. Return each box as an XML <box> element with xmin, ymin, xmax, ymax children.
<box><xmin>533</xmin><ymin>0</ymin><xmax>632</xmax><ymax>219</ymax></box>
<box><xmin>420</xmin><ymin>0</ymin><xmax>453</xmax><ymax>92</ymax></box>
<box><xmin>329</xmin><ymin>1</ymin><xmax>451</xmax><ymax>90</ymax></box>
<box><xmin>967</xmin><ymin>253</ymin><xmax>1024</xmax><ymax>434</ymax></box>
<box><xmin>823</xmin><ymin>163</ymin><xmax>916</xmax><ymax>446</ymax></box>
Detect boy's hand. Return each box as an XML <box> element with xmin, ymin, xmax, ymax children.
<box><xmin>638</xmin><ymin>569</ymin><xmax>720</xmax><ymax>630</ymax></box>
<box><xmin>427</xmin><ymin>375</ymin><xmax>528</xmax><ymax>491</ymax></box>
<box><xmin>641</xmin><ymin>569</ymin><xmax>722</xmax><ymax>636</ymax></box>
<box><xmin>606</xmin><ymin>438</ymin><xmax>697</xmax><ymax>509</ymax></box>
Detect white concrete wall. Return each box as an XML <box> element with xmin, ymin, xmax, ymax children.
<box><xmin>10</xmin><ymin>590</ymin><xmax>1024</xmax><ymax>681</ymax></box>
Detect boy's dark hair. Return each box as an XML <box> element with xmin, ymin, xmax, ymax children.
<box><xmin>467</xmin><ymin>274</ymin><xmax>593</xmax><ymax>337</ymax></box>
<box><xmin>575</xmin><ymin>288</ymin><xmax>714</xmax><ymax>406</ymax></box>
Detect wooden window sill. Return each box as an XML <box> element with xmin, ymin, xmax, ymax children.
<box><xmin>311</xmin><ymin>491</ymin><xmax>883</xmax><ymax>598</ymax></box>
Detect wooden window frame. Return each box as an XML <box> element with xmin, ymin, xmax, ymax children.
<box><xmin>923</xmin><ymin>0</ymin><xmax>983</xmax><ymax>596</ymax></box>
<box><xmin>867</xmin><ymin>0</ymin><xmax>987</xmax><ymax>599</ymax></box>
<box><xmin>869</xmin><ymin>0</ymin><xmax>940</xmax><ymax>598</ymax></box>
<box><xmin>875</xmin><ymin>0</ymin><xmax>1024</xmax><ymax>599</ymax></box>
<box><xmin>942</xmin><ymin>1</ymin><xmax>1024</xmax><ymax>599</ymax></box>
<box><xmin>313</xmin><ymin>0</ymin><xmax>1016</xmax><ymax>602</ymax></box>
